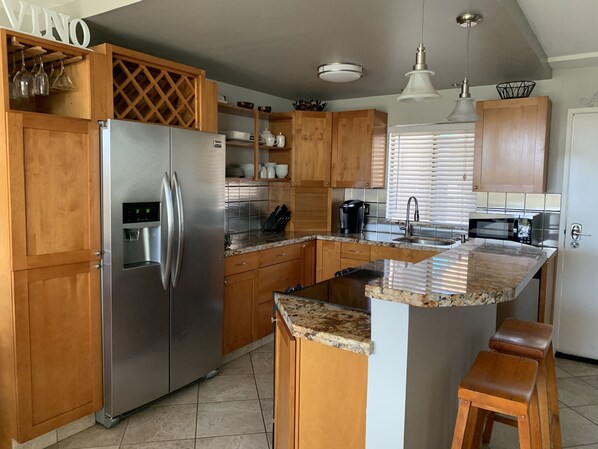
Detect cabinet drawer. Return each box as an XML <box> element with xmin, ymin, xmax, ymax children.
<box><xmin>370</xmin><ymin>246</ymin><xmax>411</xmax><ymax>262</ymax></box>
<box><xmin>259</xmin><ymin>244</ymin><xmax>300</xmax><ymax>268</ymax></box>
<box><xmin>410</xmin><ymin>249</ymin><xmax>440</xmax><ymax>263</ymax></box>
<box><xmin>341</xmin><ymin>242</ymin><xmax>371</xmax><ymax>261</ymax></box>
<box><xmin>258</xmin><ymin>259</ymin><xmax>301</xmax><ymax>303</ymax></box>
<box><xmin>224</xmin><ymin>252</ymin><xmax>259</xmax><ymax>276</ymax></box>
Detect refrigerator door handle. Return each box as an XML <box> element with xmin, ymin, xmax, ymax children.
<box><xmin>160</xmin><ymin>172</ymin><xmax>174</xmax><ymax>290</ymax></box>
<box><xmin>172</xmin><ymin>171</ymin><xmax>185</xmax><ymax>287</ymax></box>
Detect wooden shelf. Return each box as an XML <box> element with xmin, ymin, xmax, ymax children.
<box><xmin>218</xmin><ymin>103</ymin><xmax>256</xmax><ymax>118</ymax></box>
<box><xmin>218</xmin><ymin>103</ymin><xmax>293</xmax><ymax>121</ymax></box>
<box><xmin>226</xmin><ymin>139</ymin><xmax>255</xmax><ymax>148</ymax></box>
<box><xmin>258</xmin><ymin>145</ymin><xmax>291</xmax><ymax>151</ymax></box>
<box><xmin>225</xmin><ymin>177</ymin><xmax>290</xmax><ymax>182</ymax></box>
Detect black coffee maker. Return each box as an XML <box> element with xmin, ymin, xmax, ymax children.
<box><xmin>339</xmin><ymin>200</ymin><xmax>366</xmax><ymax>233</ymax></box>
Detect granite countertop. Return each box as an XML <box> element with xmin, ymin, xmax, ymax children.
<box><xmin>365</xmin><ymin>239</ymin><xmax>549</xmax><ymax>308</ymax></box>
<box><xmin>224</xmin><ymin>231</ymin><xmax>458</xmax><ymax>256</ymax></box>
<box><xmin>275</xmin><ymin>294</ymin><xmax>373</xmax><ymax>355</ymax></box>
<box><xmin>275</xmin><ymin>239</ymin><xmax>554</xmax><ymax>355</ymax></box>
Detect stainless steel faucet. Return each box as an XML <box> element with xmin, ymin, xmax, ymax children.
<box><xmin>405</xmin><ymin>196</ymin><xmax>420</xmax><ymax>237</ymax></box>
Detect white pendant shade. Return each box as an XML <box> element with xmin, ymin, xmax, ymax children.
<box><xmin>397</xmin><ymin>70</ymin><xmax>441</xmax><ymax>102</ymax></box>
<box><xmin>447</xmin><ymin>97</ymin><xmax>479</xmax><ymax>122</ymax></box>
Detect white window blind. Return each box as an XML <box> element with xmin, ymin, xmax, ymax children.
<box><xmin>386</xmin><ymin>127</ymin><xmax>476</xmax><ymax>225</ymax></box>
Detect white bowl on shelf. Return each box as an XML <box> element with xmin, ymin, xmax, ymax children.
<box><xmin>275</xmin><ymin>164</ymin><xmax>288</xmax><ymax>178</ymax></box>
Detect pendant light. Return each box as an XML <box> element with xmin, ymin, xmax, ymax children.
<box><xmin>447</xmin><ymin>13</ymin><xmax>482</xmax><ymax>122</ymax></box>
<box><xmin>397</xmin><ymin>0</ymin><xmax>440</xmax><ymax>102</ymax></box>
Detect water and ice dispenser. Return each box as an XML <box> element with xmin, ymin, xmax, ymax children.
<box><xmin>122</xmin><ymin>202</ymin><xmax>161</xmax><ymax>269</ymax></box>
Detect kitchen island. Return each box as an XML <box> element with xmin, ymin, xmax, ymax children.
<box><xmin>274</xmin><ymin>239</ymin><xmax>552</xmax><ymax>449</ymax></box>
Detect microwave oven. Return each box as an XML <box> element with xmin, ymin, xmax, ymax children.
<box><xmin>468</xmin><ymin>213</ymin><xmax>538</xmax><ymax>245</ymax></box>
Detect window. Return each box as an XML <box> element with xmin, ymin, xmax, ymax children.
<box><xmin>386</xmin><ymin>125</ymin><xmax>476</xmax><ymax>225</ymax></box>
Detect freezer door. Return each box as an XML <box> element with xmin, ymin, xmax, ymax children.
<box><xmin>101</xmin><ymin>120</ymin><xmax>171</xmax><ymax>416</ymax></box>
<box><xmin>170</xmin><ymin>128</ymin><xmax>225</xmax><ymax>390</ymax></box>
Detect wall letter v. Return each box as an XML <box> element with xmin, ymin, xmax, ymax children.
<box><xmin>1</xmin><ymin>0</ymin><xmax>28</xmax><ymax>30</ymax></box>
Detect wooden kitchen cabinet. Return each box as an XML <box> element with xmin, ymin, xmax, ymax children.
<box><xmin>331</xmin><ymin>109</ymin><xmax>388</xmax><ymax>188</ymax></box>
<box><xmin>316</xmin><ymin>240</ymin><xmax>341</xmax><ymax>282</ymax></box>
<box><xmin>291</xmin><ymin>187</ymin><xmax>332</xmax><ymax>232</ymax></box>
<box><xmin>0</xmin><ymin>110</ymin><xmax>102</xmax><ymax>446</ymax></box>
<box><xmin>223</xmin><ymin>243</ymin><xmax>313</xmax><ymax>354</ymax></box>
<box><xmin>340</xmin><ymin>242</ymin><xmax>371</xmax><ymax>270</ymax></box>
<box><xmin>474</xmin><ymin>96</ymin><xmax>551</xmax><ymax>193</ymax></box>
<box><xmin>93</xmin><ymin>43</ymin><xmax>209</xmax><ymax>130</ymax></box>
<box><xmin>274</xmin><ymin>312</ymin><xmax>297</xmax><ymax>449</ymax></box>
<box><xmin>256</xmin><ymin>253</ymin><xmax>301</xmax><ymax>340</ymax></box>
<box><xmin>410</xmin><ymin>249</ymin><xmax>440</xmax><ymax>263</ymax></box>
<box><xmin>11</xmin><ymin>263</ymin><xmax>102</xmax><ymax>441</ymax></box>
<box><xmin>223</xmin><ymin>268</ymin><xmax>257</xmax><ymax>354</ymax></box>
<box><xmin>370</xmin><ymin>245</ymin><xmax>411</xmax><ymax>262</ymax></box>
<box><xmin>274</xmin><ymin>315</ymin><xmax>368</xmax><ymax>449</ymax></box>
<box><xmin>299</xmin><ymin>240</ymin><xmax>316</xmax><ymax>287</ymax></box>
<box><xmin>6</xmin><ymin>113</ymin><xmax>100</xmax><ymax>271</ymax></box>
<box><xmin>293</xmin><ymin>111</ymin><xmax>332</xmax><ymax>187</ymax></box>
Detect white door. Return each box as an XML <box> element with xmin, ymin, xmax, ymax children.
<box><xmin>556</xmin><ymin>108</ymin><xmax>598</xmax><ymax>359</ymax></box>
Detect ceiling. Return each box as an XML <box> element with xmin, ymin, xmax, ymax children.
<box><xmin>78</xmin><ymin>0</ymin><xmax>594</xmax><ymax>99</ymax></box>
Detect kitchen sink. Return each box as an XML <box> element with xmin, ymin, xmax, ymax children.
<box><xmin>393</xmin><ymin>236</ymin><xmax>457</xmax><ymax>246</ymax></box>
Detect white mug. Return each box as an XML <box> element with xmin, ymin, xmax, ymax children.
<box><xmin>265</xmin><ymin>135</ymin><xmax>276</xmax><ymax>147</ymax></box>
<box><xmin>276</xmin><ymin>133</ymin><xmax>285</xmax><ymax>148</ymax></box>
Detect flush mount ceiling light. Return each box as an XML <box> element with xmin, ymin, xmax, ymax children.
<box><xmin>447</xmin><ymin>13</ymin><xmax>482</xmax><ymax>122</ymax></box>
<box><xmin>397</xmin><ymin>0</ymin><xmax>440</xmax><ymax>102</ymax></box>
<box><xmin>318</xmin><ymin>63</ymin><xmax>363</xmax><ymax>83</ymax></box>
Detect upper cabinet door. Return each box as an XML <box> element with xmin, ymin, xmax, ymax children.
<box><xmin>293</xmin><ymin>112</ymin><xmax>332</xmax><ymax>187</ymax></box>
<box><xmin>473</xmin><ymin>96</ymin><xmax>551</xmax><ymax>193</ymax></box>
<box><xmin>331</xmin><ymin>109</ymin><xmax>387</xmax><ymax>188</ymax></box>
<box><xmin>7</xmin><ymin>113</ymin><xmax>100</xmax><ymax>271</ymax></box>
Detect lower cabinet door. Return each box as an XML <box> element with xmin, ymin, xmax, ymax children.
<box><xmin>13</xmin><ymin>262</ymin><xmax>102</xmax><ymax>442</ymax></box>
<box><xmin>274</xmin><ymin>313</ymin><xmax>296</xmax><ymax>449</ymax></box>
<box><xmin>223</xmin><ymin>270</ymin><xmax>257</xmax><ymax>354</ymax></box>
<box><xmin>255</xmin><ymin>300</ymin><xmax>275</xmax><ymax>340</ymax></box>
<box><xmin>296</xmin><ymin>339</ymin><xmax>368</xmax><ymax>449</ymax></box>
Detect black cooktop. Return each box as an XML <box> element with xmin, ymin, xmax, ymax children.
<box><xmin>290</xmin><ymin>266</ymin><xmax>384</xmax><ymax>314</ymax></box>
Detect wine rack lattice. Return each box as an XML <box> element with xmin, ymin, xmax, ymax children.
<box><xmin>112</xmin><ymin>56</ymin><xmax>199</xmax><ymax>128</ymax></box>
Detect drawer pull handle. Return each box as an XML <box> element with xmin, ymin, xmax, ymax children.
<box><xmin>276</xmin><ymin>253</ymin><xmax>288</xmax><ymax>257</ymax></box>
<box><xmin>235</xmin><ymin>262</ymin><xmax>247</xmax><ymax>266</ymax></box>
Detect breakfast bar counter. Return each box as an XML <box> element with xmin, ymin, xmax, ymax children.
<box><xmin>272</xmin><ymin>239</ymin><xmax>554</xmax><ymax>449</ymax></box>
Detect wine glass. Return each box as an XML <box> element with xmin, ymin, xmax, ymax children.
<box><xmin>34</xmin><ymin>57</ymin><xmax>49</xmax><ymax>96</ymax></box>
<box><xmin>51</xmin><ymin>59</ymin><xmax>74</xmax><ymax>91</ymax></box>
<box><xmin>48</xmin><ymin>62</ymin><xmax>59</xmax><ymax>89</ymax></box>
<box><xmin>13</xmin><ymin>50</ymin><xmax>33</xmax><ymax>98</ymax></box>
<box><xmin>8</xmin><ymin>54</ymin><xmax>20</xmax><ymax>100</ymax></box>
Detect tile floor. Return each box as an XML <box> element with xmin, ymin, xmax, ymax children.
<box><xmin>47</xmin><ymin>341</ymin><xmax>274</xmax><ymax>449</ymax></box>
<box><xmin>484</xmin><ymin>356</ymin><xmax>598</xmax><ymax>449</ymax></box>
<box><xmin>46</xmin><ymin>346</ymin><xmax>598</xmax><ymax>449</ymax></box>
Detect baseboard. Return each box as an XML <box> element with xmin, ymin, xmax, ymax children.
<box><xmin>556</xmin><ymin>351</ymin><xmax>598</xmax><ymax>365</ymax></box>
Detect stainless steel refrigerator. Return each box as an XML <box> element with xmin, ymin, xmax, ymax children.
<box><xmin>98</xmin><ymin>120</ymin><xmax>225</xmax><ymax>425</ymax></box>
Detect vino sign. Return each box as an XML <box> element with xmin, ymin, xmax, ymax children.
<box><xmin>1</xmin><ymin>0</ymin><xmax>91</xmax><ymax>48</ymax></box>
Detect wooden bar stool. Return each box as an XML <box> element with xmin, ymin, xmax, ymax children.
<box><xmin>484</xmin><ymin>319</ymin><xmax>562</xmax><ymax>449</ymax></box>
<box><xmin>451</xmin><ymin>350</ymin><xmax>542</xmax><ymax>449</ymax></box>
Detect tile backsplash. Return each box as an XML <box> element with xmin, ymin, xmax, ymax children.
<box><xmin>225</xmin><ymin>179</ymin><xmax>269</xmax><ymax>234</ymax></box>
<box><xmin>345</xmin><ymin>188</ymin><xmax>562</xmax><ymax>248</ymax></box>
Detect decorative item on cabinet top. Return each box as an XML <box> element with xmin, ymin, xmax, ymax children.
<box><xmin>92</xmin><ymin>43</ymin><xmax>206</xmax><ymax>129</ymax></box>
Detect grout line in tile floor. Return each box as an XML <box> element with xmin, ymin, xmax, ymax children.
<box><xmin>45</xmin><ymin>344</ymin><xmax>598</xmax><ymax>449</ymax></box>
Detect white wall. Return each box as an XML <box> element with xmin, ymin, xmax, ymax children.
<box><xmin>325</xmin><ymin>66</ymin><xmax>598</xmax><ymax>193</ymax></box>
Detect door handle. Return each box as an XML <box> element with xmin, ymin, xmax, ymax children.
<box><xmin>161</xmin><ymin>172</ymin><xmax>174</xmax><ymax>291</ymax></box>
<box><xmin>571</xmin><ymin>223</ymin><xmax>591</xmax><ymax>241</ymax></box>
<box><xmin>171</xmin><ymin>171</ymin><xmax>184</xmax><ymax>288</ymax></box>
